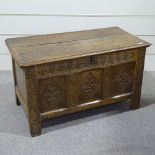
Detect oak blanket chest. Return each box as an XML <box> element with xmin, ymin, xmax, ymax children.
<box><xmin>6</xmin><ymin>27</ymin><xmax>151</xmax><ymax>136</ymax></box>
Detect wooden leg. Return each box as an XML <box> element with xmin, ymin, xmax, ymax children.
<box><xmin>25</xmin><ymin>67</ymin><xmax>42</xmax><ymax>137</ymax></box>
<box><xmin>130</xmin><ymin>94</ymin><xmax>141</xmax><ymax>110</ymax></box>
<box><xmin>130</xmin><ymin>48</ymin><xmax>146</xmax><ymax>110</ymax></box>
<box><xmin>28</xmin><ymin>114</ymin><xmax>42</xmax><ymax>137</ymax></box>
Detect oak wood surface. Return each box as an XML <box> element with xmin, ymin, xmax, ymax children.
<box><xmin>6</xmin><ymin>27</ymin><xmax>150</xmax><ymax>67</ymax></box>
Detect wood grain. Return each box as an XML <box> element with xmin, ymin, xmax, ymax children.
<box><xmin>6</xmin><ymin>27</ymin><xmax>150</xmax><ymax>67</ymax></box>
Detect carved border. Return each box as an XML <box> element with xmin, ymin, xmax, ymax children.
<box><xmin>35</xmin><ymin>50</ymin><xmax>136</xmax><ymax>79</ymax></box>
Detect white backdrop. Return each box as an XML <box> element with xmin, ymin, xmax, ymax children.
<box><xmin>0</xmin><ymin>0</ymin><xmax>155</xmax><ymax>70</ymax></box>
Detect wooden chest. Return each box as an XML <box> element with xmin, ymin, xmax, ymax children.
<box><xmin>6</xmin><ymin>27</ymin><xmax>151</xmax><ymax>137</ymax></box>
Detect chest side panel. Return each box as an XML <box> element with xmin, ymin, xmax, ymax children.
<box><xmin>78</xmin><ymin>69</ymin><xmax>103</xmax><ymax>104</ymax></box>
<box><xmin>15</xmin><ymin>62</ymin><xmax>27</xmax><ymax>102</ymax></box>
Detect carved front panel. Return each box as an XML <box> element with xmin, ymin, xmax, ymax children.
<box><xmin>36</xmin><ymin>50</ymin><xmax>136</xmax><ymax>110</ymax></box>
<box><xmin>78</xmin><ymin>69</ymin><xmax>102</xmax><ymax>104</ymax></box>
<box><xmin>102</xmin><ymin>62</ymin><xmax>135</xmax><ymax>98</ymax></box>
<box><xmin>38</xmin><ymin>76</ymin><xmax>66</xmax><ymax>113</ymax></box>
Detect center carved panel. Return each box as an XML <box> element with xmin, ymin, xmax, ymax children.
<box><xmin>78</xmin><ymin>69</ymin><xmax>102</xmax><ymax>104</ymax></box>
<box><xmin>80</xmin><ymin>72</ymin><xmax>100</xmax><ymax>98</ymax></box>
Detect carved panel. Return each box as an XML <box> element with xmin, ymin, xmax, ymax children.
<box><xmin>38</xmin><ymin>76</ymin><xmax>66</xmax><ymax>113</ymax></box>
<box><xmin>78</xmin><ymin>69</ymin><xmax>102</xmax><ymax>104</ymax></box>
<box><xmin>102</xmin><ymin>62</ymin><xmax>135</xmax><ymax>98</ymax></box>
<box><xmin>115</xmin><ymin>69</ymin><xmax>133</xmax><ymax>90</ymax></box>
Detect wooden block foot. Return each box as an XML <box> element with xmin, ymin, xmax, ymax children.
<box><xmin>28</xmin><ymin>119</ymin><xmax>42</xmax><ymax>137</ymax></box>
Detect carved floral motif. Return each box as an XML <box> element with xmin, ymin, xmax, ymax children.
<box><xmin>43</xmin><ymin>79</ymin><xmax>63</xmax><ymax>105</ymax></box>
<box><xmin>80</xmin><ymin>72</ymin><xmax>100</xmax><ymax>99</ymax></box>
<box><xmin>115</xmin><ymin>70</ymin><xmax>133</xmax><ymax>90</ymax></box>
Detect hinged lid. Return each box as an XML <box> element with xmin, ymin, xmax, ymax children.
<box><xmin>6</xmin><ymin>27</ymin><xmax>151</xmax><ymax>67</ymax></box>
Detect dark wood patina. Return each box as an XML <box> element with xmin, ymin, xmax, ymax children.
<box><xmin>6</xmin><ymin>27</ymin><xmax>151</xmax><ymax>137</ymax></box>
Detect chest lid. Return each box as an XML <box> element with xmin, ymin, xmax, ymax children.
<box><xmin>6</xmin><ymin>27</ymin><xmax>151</xmax><ymax>67</ymax></box>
